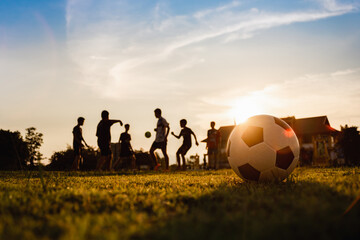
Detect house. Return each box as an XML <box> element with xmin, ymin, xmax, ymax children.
<box><xmin>281</xmin><ymin>116</ymin><xmax>339</xmax><ymax>166</ymax></box>
<box><xmin>202</xmin><ymin>115</ymin><xmax>340</xmax><ymax>168</ymax></box>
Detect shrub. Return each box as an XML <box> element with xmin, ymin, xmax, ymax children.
<box><xmin>46</xmin><ymin>146</ymin><xmax>99</xmax><ymax>171</ymax></box>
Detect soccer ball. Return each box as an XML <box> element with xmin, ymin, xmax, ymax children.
<box><xmin>145</xmin><ymin>131</ymin><xmax>151</xmax><ymax>138</ymax></box>
<box><xmin>227</xmin><ymin>115</ymin><xmax>300</xmax><ymax>182</ymax></box>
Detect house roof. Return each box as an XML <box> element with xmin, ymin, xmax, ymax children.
<box><xmin>282</xmin><ymin>116</ymin><xmax>339</xmax><ymax>136</ymax></box>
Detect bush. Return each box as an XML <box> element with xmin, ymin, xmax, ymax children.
<box><xmin>46</xmin><ymin>146</ymin><xmax>99</xmax><ymax>171</ymax></box>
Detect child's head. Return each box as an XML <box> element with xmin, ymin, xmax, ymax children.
<box><xmin>180</xmin><ymin>119</ymin><xmax>187</xmax><ymax>128</ymax></box>
<box><xmin>101</xmin><ymin>110</ymin><xmax>109</xmax><ymax>120</ymax></box>
<box><xmin>125</xmin><ymin>124</ymin><xmax>130</xmax><ymax>131</ymax></box>
<box><xmin>77</xmin><ymin>117</ymin><xmax>85</xmax><ymax>125</ymax></box>
<box><xmin>154</xmin><ymin>108</ymin><xmax>162</xmax><ymax>118</ymax></box>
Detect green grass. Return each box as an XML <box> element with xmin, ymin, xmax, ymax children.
<box><xmin>0</xmin><ymin>168</ymin><xmax>359</xmax><ymax>240</ymax></box>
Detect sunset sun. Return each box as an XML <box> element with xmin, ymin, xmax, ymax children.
<box><xmin>229</xmin><ymin>94</ymin><xmax>266</xmax><ymax>124</ymax></box>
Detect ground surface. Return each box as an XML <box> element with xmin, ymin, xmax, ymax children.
<box><xmin>0</xmin><ymin>168</ymin><xmax>359</xmax><ymax>240</ymax></box>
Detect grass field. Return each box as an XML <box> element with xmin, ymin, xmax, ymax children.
<box><xmin>0</xmin><ymin>168</ymin><xmax>359</xmax><ymax>240</ymax></box>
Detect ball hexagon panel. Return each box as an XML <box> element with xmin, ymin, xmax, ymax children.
<box><xmin>275</xmin><ymin>146</ymin><xmax>295</xmax><ymax>170</ymax></box>
<box><xmin>238</xmin><ymin>163</ymin><xmax>261</xmax><ymax>181</ymax></box>
<box><xmin>263</xmin><ymin>120</ymin><xmax>296</xmax><ymax>150</ymax></box>
<box><xmin>247</xmin><ymin>143</ymin><xmax>276</xmax><ymax>172</ymax></box>
<box><xmin>241</xmin><ymin>126</ymin><xmax>264</xmax><ymax>147</ymax></box>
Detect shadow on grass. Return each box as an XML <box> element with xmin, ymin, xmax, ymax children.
<box><xmin>138</xmin><ymin>181</ymin><xmax>360</xmax><ymax>240</ymax></box>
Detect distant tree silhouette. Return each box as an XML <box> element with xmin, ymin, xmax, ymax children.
<box><xmin>338</xmin><ymin>125</ymin><xmax>360</xmax><ymax>166</ymax></box>
<box><xmin>46</xmin><ymin>146</ymin><xmax>99</xmax><ymax>171</ymax></box>
<box><xmin>0</xmin><ymin>130</ymin><xmax>29</xmax><ymax>170</ymax></box>
<box><xmin>24</xmin><ymin>127</ymin><xmax>43</xmax><ymax>166</ymax></box>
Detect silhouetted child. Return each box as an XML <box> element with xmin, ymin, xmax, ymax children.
<box><xmin>150</xmin><ymin>108</ymin><xmax>170</xmax><ymax>171</ymax></box>
<box><xmin>113</xmin><ymin>124</ymin><xmax>135</xmax><ymax>169</ymax></box>
<box><xmin>72</xmin><ymin>117</ymin><xmax>89</xmax><ymax>170</ymax></box>
<box><xmin>171</xmin><ymin>119</ymin><xmax>199</xmax><ymax>170</ymax></box>
<box><xmin>207</xmin><ymin>121</ymin><xmax>220</xmax><ymax>169</ymax></box>
<box><xmin>96</xmin><ymin>110</ymin><xmax>123</xmax><ymax>171</ymax></box>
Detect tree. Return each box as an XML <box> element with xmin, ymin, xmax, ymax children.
<box><xmin>338</xmin><ymin>125</ymin><xmax>360</xmax><ymax>166</ymax></box>
<box><xmin>25</xmin><ymin>127</ymin><xmax>43</xmax><ymax>166</ymax></box>
<box><xmin>0</xmin><ymin>130</ymin><xmax>29</xmax><ymax>170</ymax></box>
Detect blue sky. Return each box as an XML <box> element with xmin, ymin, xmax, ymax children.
<box><xmin>1</xmin><ymin>0</ymin><xmax>360</xmax><ymax>162</ymax></box>
<box><xmin>0</xmin><ymin>0</ymin><xmax>66</xmax><ymax>45</ymax></box>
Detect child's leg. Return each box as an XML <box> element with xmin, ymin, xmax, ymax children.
<box><xmin>71</xmin><ymin>155</ymin><xmax>79</xmax><ymax>170</ymax></box>
<box><xmin>176</xmin><ymin>149</ymin><xmax>181</xmax><ymax>167</ymax></box>
<box><xmin>150</xmin><ymin>147</ymin><xmax>158</xmax><ymax>166</ymax></box>
<box><xmin>107</xmin><ymin>154</ymin><xmax>113</xmax><ymax>171</ymax></box>
<box><xmin>79</xmin><ymin>155</ymin><xmax>83</xmax><ymax>169</ymax></box>
<box><xmin>161</xmin><ymin>146</ymin><xmax>169</xmax><ymax>170</ymax></box>
<box><xmin>181</xmin><ymin>154</ymin><xmax>186</xmax><ymax>170</ymax></box>
<box><xmin>131</xmin><ymin>155</ymin><xmax>136</xmax><ymax>169</ymax></box>
<box><xmin>96</xmin><ymin>156</ymin><xmax>106</xmax><ymax>170</ymax></box>
<box><xmin>113</xmin><ymin>157</ymin><xmax>119</xmax><ymax>169</ymax></box>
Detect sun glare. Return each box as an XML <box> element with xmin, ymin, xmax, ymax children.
<box><xmin>229</xmin><ymin>94</ymin><xmax>266</xmax><ymax>124</ymax></box>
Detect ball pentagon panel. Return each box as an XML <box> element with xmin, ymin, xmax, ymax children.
<box><xmin>276</xmin><ymin>146</ymin><xmax>295</xmax><ymax>170</ymax></box>
<box><xmin>238</xmin><ymin>163</ymin><xmax>261</xmax><ymax>181</ymax></box>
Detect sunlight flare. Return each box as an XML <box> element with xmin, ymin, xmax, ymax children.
<box><xmin>229</xmin><ymin>94</ymin><xmax>267</xmax><ymax>124</ymax></box>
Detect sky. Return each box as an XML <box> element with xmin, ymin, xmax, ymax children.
<box><xmin>1</xmin><ymin>0</ymin><xmax>360</xmax><ymax>163</ymax></box>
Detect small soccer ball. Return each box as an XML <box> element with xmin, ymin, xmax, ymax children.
<box><xmin>227</xmin><ymin>115</ymin><xmax>300</xmax><ymax>182</ymax></box>
<box><xmin>145</xmin><ymin>131</ymin><xmax>151</xmax><ymax>138</ymax></box>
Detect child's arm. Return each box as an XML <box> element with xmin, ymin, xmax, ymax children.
<box><xmin>79</xmin><ymin>129</ymin><xmax>89</xmax><ymax>147</ymax></box>
<box><xmin>129</xmin><ymin>143</ymin><xmax>134</xmax><ymax>153</ymax></box>
<box><xmin>171</xmin><ymin>131</ymin><xmax>181</xmax><ymax>139</ymax></box>
<box><xmin>109</xmin><ymin>119</ymin><xmax>123</xmax><ymax>126</ymax></box>
<box><xmin>82</xmin><ymin>139</ymin><xmax>90</xmax><ymax>148</ymax></box>
<box><xmin>192</xmin><ymin>130</ymin><xmax>199</xmax><ymax>146</ymax></box>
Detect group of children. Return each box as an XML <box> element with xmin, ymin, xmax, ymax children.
<box><xmin>72</xmin><ymin>108</ymin><xmax>219</xmax><ymax>171</ymax></box>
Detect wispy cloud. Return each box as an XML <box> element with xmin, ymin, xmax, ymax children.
<box><xmin>66</xmin><ymin>0</ymin><xmax>357</xmax><ymax>99</ymax></box>
<box><xmin>193</xmin><ymin>0</ymin><xmax>242</xmax><ymax>19</ymax></box>
<box><xmin>317</xmin><ymin>0</ymin><xmax>357</xmax><ymax>11</ymax></box>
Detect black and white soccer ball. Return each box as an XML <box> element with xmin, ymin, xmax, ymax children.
<box><xmin>227</xmin><ymin>115</ymin><xmax>300</xmax><ymax>182</ymax></box>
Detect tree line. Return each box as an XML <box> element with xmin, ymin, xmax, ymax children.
<box><xmin>1</xmin><ymin>125</ymin><xmax>360</xmax><ymax>170</ymax></box>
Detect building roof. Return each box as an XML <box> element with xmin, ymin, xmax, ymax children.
<box><xmin>282</xmin><ymin>116</ymin><xmax>339</xmax><ymax>136</ymax></box>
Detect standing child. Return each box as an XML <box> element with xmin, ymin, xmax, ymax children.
<box><xmin>113</xmin><ymin>124</ymin><xmax>135</xmax><ymax>169</ymax></box>
<box><xmin>171</xmin><ymin>119</ymin><xmax>199</xmax><ymax>170</ymax></box>
<box><xmin>96</xmin><ymin>110</ymin><xmax>123</xmax><ymax>171</ymax></box>
<box><xmin>72</xmin><ymin>117</ymin><xmax>89</xmax><ymax>170</ymax></box>
<box><xmin>207</xmin><ymin>121</ymin><xmax>220</xmax><ymax>169</ymax></box>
